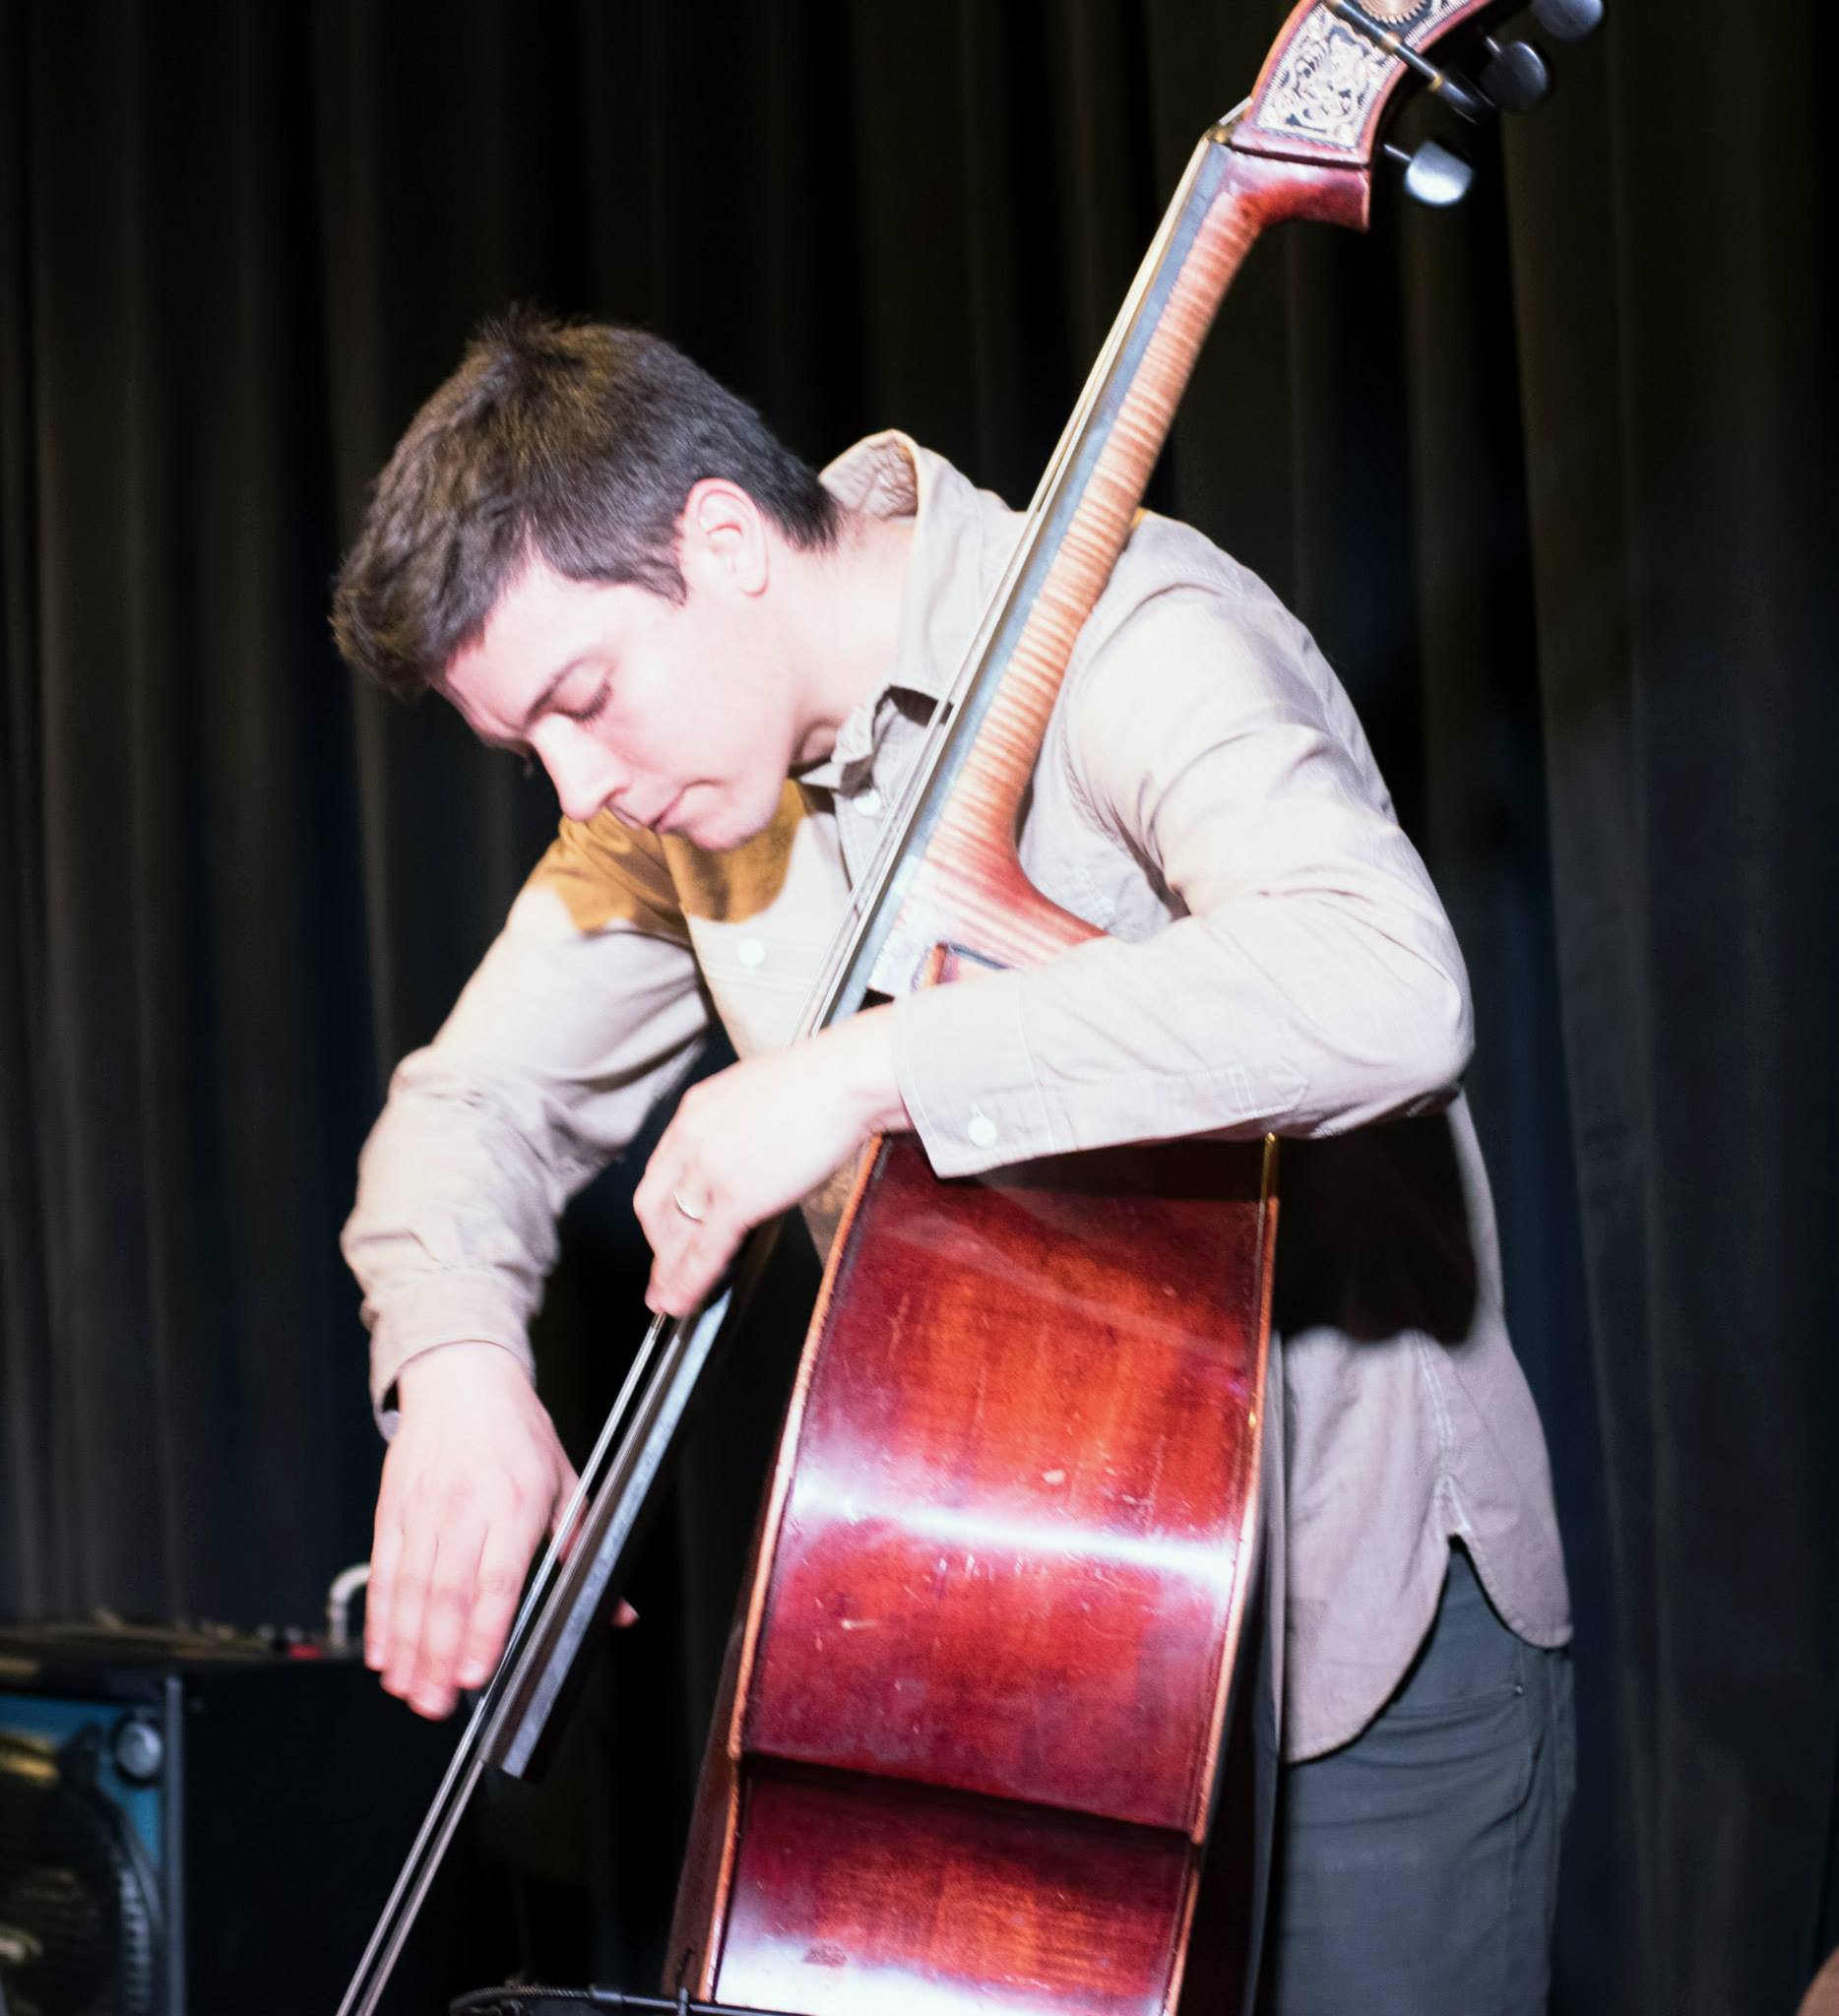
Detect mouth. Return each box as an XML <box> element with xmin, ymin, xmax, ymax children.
<box><xmin>607</xmin><ymin>788</ymin><xmax>680</xmax><ymax>832</ymax></box>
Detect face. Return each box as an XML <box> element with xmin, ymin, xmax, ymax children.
<box><xmin>440</xmin><ymin>507</ymin><xmax>802</xmax><ymax>852</ymax></box>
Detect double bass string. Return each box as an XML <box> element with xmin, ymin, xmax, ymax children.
<box><xmin>791</xmin><ymin>106</ymin><xmax>1249</xmax><ymax>1029</ymax></box>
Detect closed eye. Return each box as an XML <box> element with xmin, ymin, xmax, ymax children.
<box><xmin>566</xmin><ymin>679</ymin><xmax>612</xmax><ymax>725</ymax></box>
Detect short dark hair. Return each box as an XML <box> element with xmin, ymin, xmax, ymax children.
<box><xmin>330</xmin><ymin>310</ymin><xmax>840</xmax><ymax>699</ymax></box>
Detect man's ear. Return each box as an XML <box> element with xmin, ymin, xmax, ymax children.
<box><xmin>680</xmin><ymin>477</ymin><xmax>770</xmax><ymax>596</ymax></box>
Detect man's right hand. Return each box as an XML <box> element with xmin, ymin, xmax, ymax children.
<box><xmin>366</xmin><ymin>1341</ymin><xmax>579</xmax><ymax>1720</ymax></box>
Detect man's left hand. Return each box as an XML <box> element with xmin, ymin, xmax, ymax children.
<box><xmin>634</xmin><ymin>1004</ymin><xmax>910</xmax><ymax>1315</ymax></box>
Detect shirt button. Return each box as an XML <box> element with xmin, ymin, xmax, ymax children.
<box><xmin>967</xmin><ymin>1108</ymin><xmax>998</xmax><ymax>1149</ymax></box>
<box><xmin>737</xmin><ymin>937</ymin><xmax>767</xmax><ymax>969</ymax></box>
<box><xmin>854</xmin><ymin>787</ymin><xmax>883</xmax><ymax>818</ymax></box>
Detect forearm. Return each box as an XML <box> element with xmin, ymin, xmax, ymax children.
<box><xmin>343</xmin><ymin>1061</ymin><xmax>576</xmax><ymax>1415</ymax></box>
<box><xmin>346</xmin><ymin>882</ymin><xmax>713</xmax><ymax>1426</ymax></box>
<box><xmin>890</xmin><ymin>580</ymin><xmax>1474</xmax><ymax>1178</ymax></box>
<box><xmin>892</xmin><ymin>889</ymin><xmax>1470</xmax><ymax>1178</ymax></box>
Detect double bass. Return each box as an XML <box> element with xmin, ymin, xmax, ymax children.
<box><xmin>341</xmin><ymin>3</ymin><xmax>1599</xmax><ymax>2009</ymax></box>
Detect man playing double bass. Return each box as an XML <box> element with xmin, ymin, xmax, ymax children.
<box><xmin>333</xmin><ymin>311</ymin><xmax>1573</xmax><ymax>2012</ymax></box>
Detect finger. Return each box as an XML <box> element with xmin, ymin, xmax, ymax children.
<box><xmin>612</xmin><ymin>1600</ymin><xmax>640</xmax><ymax>1628</ymax></box>
<box><xmin>411</xmin><ymin>1516</ymin><xmax>488</xmax><ymax>1717</ymax></box>
<box><xmin>649</xmin><ymin>1208</ymin><xmax>740</xmax><ymax>1315</ymax></box>
<box><xmin>641</xmin><ymin>1170</ymin><xmax>721</xmax><ymax>1310</ymax></box>
<box><xmin>455</xmin><ymin>1502</ymin><xmax>546</xmax><ymax>1692</ymax></box>
<box><xmin>633</xmin><ymin>1102</ymin><xmax>720</xmax><ymax>1242</ymax></box>
<box><xmin>646</xmin><ymin>1221</ymin><xmax>701</xmax><ymax>1311</ymax></box>
<box><xmin>630</xmin><ymin>1120</ymin><xmax>692</xmax><ymax>1244</ymax></box>
<box><xmin>365</xmin><ymin>1513</ymin><xmax>404</xmax><ymax>1671</ymax></box>
<box><xmin>636</xmin><ymin>1166</ymin><xmax>706</xmax><ymax>1269</ymax></box>
<box><xmin>382</xmin><ymin>1524</ymin><xmax>438</xmax><ymax>1700</ymax></box>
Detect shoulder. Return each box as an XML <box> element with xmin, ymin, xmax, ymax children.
<box><xmin>1078</xmin><ymin>516</ymin><xmax>1332</xmax><ymax>715</ymax></box>
<box><xmin>1046</xmin><ymin>514</ymin><xmax>1396</xmax><ymax>856</ymax></box>
<box><xmin>1062</xmin><ymin>519</ymin><xmax>1330</xmax><ymax>770</ymax></box>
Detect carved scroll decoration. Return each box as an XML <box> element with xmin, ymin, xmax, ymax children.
<box><xmin>1252</xmin><ymin>11</ymin><xmax>1399</xmax><ymax>152</ymax></box>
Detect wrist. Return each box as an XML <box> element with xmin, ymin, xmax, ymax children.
<box><xmin>395</xmin><ymin>1339</ymin><xmax>533</xmax><ymax>1408</ymax></box>
<box><xmin>832</xmin><ymin>1005</ymin><xmax>910</xmax><ymax>1138</ymax></box>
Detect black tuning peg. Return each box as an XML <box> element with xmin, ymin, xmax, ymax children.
<box><xmin>1384</xmin><ymin>138</ymin><xmax>1475</xmax><ymax>208</ymax></box>
<box><xmin>1480</xmin><ymin>35</ymin><xmax>1550</xmax><ymax>112</ymax></box>
<box><xmin>1530</xmin><ymin>0</ymin><xmax>1604</xmax><ymax>39</ymax></box>
<box><xmin>1328</xmin><ymin>2</ymin><xmax>1491</xmax><ymax>121</ymax></box>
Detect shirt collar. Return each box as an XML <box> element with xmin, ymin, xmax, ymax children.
<box><xmin>799</xmin><ymin>431</ymin><xmax>1019</xmax><ymax>786</ymax></box>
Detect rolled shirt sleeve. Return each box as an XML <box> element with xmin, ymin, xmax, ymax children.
<box><xmin>343</xmin><ymin>815</ymin><xmax>712</xmax><ymax>1425</ymax></box>
<box><xmin>891</xmin><ymin>583</ymin><xmax>1474</xmax><ymax>1177</ymax></box>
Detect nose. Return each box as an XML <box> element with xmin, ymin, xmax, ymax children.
<box><xmin>532</xmin><ymin>723</ymin><xmax>626</xmax><ymax>825</ymax></box>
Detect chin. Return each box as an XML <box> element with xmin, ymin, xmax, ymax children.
<box><xmin>683</xmin><ymin>785</ymin><xmax>780</xmax><ymax>854</ymax></box>
<box><xmin>685</xmin><ymin>815</ymin><xmax>749</xmax><ymax>854</ymax></box>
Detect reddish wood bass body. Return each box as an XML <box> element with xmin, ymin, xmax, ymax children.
<box><xmin>672</xmin><ymin>137</ymin><xmax>1360</xmax><ymax>2016</ymax></box>
<box><xmin>684</xmin><ymin>1114</ymin><xmax>1276</xmax><ymax>2015</ymax></box>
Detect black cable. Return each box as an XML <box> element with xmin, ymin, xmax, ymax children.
<box><xmin>448</xmin><ymin>1986</ymin><xmax>793</xmax><ymax>2016</ymax></box>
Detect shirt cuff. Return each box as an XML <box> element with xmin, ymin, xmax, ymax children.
<box><xmin>892</xmin><ymin>971</ymin><xmax>1064</xmax><ymax>1177</ymax></box>
<box><xmin>368</xmin><ymin>1274</ymin><xmax>538</xmax><ymax>1435</ymax></box>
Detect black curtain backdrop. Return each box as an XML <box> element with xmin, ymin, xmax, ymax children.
<box><xmin>2</xmin><ymin>2</ymin><xmax>1834</xmax><ymax>2010</ymax></box>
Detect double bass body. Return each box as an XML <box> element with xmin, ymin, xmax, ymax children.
<box><xmin>671</xmin><ymin>948</ymin><xmax>1276</xmax><ymax>2015</ymax></box>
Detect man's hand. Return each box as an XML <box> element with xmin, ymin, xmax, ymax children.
<box><xmin>366</xmin><ymin>1341</ymin><xmax>578</xmax><ymax>1720</ymax></box>
<box><xmin>634</xmin><ymin>1005</ymin><xmax>910</xmax><ymax>1316</ymax></box>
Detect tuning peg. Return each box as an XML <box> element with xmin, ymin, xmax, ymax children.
<box><xmin>1480</xmin><ymin>35</ymin><xmax>1550</xmax><ymax>111</ymax></box>
<box><xmin>1384</xmin><ymin>138</ymin><xmax>1475</xmax><ymax>208</ymax></box>
<box><xmin>1328</xmin><ymin>2</ymin><xmax>1491</xmax><ymax>120</ymax></box>
<box><xmin>1530</xmin><ymin>0</ymin><xmax>1604</xmax><ymax>39</ymax></box>
<box><xmin>1423</xmin><ymin>66</ymin><xmax>1490</xmax><ymax>125</ymax></box>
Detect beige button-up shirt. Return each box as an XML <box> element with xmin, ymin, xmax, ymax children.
<box><xmin>344</xmin><ymin>432</ymin><xmax>1570</xmax><ymax>1761</ymax></box>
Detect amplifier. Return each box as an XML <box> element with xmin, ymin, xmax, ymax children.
<box><xmin>0</xmin><ymin>1620</ymin><xmax>496</xmax><ymax>2015</ymax></box>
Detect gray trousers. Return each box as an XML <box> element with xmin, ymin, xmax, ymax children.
<box><xmin>1257</xmin><ymin>1546</ymin><xmax>1576</xmax><ymax>2015</ymax></box>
